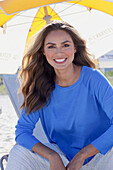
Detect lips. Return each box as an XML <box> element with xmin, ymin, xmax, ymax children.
<box><xmin>54</xmin><ymin>58</ymin><xmax>67</xmax><ymax>64</ymax></box>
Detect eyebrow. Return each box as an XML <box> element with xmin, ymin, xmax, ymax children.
<box><xmin>46</xmin><ymin>40</ymin><xmax>72</xmax><ymax>46</ymax></box>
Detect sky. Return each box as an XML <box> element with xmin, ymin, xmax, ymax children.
<box><xmin>0</xmin><ymin>3</ymin><xmax>113</xmax><ymax>74</ymax></box>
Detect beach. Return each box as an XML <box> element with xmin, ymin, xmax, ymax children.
<box><xmin>0</xmin><ymin>95</ymin><xmax>18</xmax><ymax>158</ymax></box>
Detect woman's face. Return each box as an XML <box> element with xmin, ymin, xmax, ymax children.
<box><xmin>43</xmin><ymin>30</ymin><xmax>76</xmax><ymax>71</ymax></box>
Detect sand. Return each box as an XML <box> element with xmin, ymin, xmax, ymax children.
<box><xmin>0</xmin><ymin>95</ymin><xmax>18</xmax><ymax>158</ymax></box>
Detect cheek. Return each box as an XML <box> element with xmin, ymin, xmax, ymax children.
<box><xmin>45</xmin><ymin>51</ymin><xmax>54</xmax><ymax>61</ymax></box>
<box><xmin>65</xmin><ymin>48</ymin><xmax>75</xmax><ymax>58</ymax></box>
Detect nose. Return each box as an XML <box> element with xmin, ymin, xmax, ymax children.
<box><xmin>56</xmin><ymin>47</ymin><xmax>63</xmax><ymax>54</ymax></box>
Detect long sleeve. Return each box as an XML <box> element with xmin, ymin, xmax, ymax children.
<box><xmin>15</xmin><ymin>109</ymin><xmax>41</xmax><ymax>151</ymax></box>
<box><xmin>91</xmin><ymin>70</ymin><xmax>113</xmax><ymax>154</ymax></box>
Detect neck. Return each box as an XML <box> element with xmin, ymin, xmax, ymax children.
<box><xmin>55</xmin><ymin>64</ymin><xmax>82</xmax><ymax>87</ymax></box>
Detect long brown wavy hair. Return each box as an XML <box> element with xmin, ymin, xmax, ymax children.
<box><xmin>19</xmin><ymin>20</ymin><xmax>95</xmax><ymax>115</ymax></box>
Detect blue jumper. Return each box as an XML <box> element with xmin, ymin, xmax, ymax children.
<box><xmin>15</xmin><ymin>66</ymin><xmax>113</xmax><ymax>164</ymax></box>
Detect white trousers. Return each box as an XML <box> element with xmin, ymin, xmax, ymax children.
<box><xmin>5</xmin><ymin>143</ymin><xmax>113</xmax><ymax>170</ymax></box>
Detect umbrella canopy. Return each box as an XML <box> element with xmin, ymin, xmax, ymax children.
<box><xmin>0</xmin><ymin>0</ymin><xmax>113</xmax><ymax>28</ymax></box>
<box><xmin>0</xmin><ymin>0</ymin><xmax>113</xmax><ymax>16</ymax></box>
<box><xmin>0</xmin><ymin>3</ymin><xmax>113</xmax><ymax>74</ymax></box>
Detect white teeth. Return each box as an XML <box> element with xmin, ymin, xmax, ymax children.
<box><xmin>54</xmin><ymin>58</ymin><xmax>66</xmax><ymax>62</ymax></box>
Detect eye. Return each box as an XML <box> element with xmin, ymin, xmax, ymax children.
<box><xmin>64</xmin><ymin>44</ymin><xmax>70</xmax><ymax>47</ymax></box>
<box><xmin>48</xmin><ymin>45</ymin><xmax>55</xmax><ymax>49</ymax></box>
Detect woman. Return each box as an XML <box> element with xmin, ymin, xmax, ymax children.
<box><xmin>6</xmin><ymin>21</ymin><xmax>113</xmax><ymax>170</ymax></box>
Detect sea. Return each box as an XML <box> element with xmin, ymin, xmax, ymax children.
<box><xmin>0</xmin><ymin>95</ymin><xmax>18</xmax><ymax>158</ymax></box>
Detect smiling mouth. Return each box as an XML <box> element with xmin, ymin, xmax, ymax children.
<box><xmin>54</xmin><ymin>58</ymin><xmax>67</xmax><ymax>64</ymax></box>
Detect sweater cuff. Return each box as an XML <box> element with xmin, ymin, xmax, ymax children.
<box><xmin>91</xmin><ymin>126</ymin><xmax>113</xmax><ymax>155</ymax></box>
<box><xmin>15</xmin><ymin>134</ymin><xmax>41</xmax><ymax>151</ymax></box>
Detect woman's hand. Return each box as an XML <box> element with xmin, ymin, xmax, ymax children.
<box><xmin>49</xmin><ymin>152</ymin><xmax>66</xmax><ymax>170</ymax></box>
<box><xmin>66</xmin><ymin>144</ymin><xmax>100</xmax><ymax>170</ymax></box>
<box><xmin>32</xmin><ymin>143</ymin><xmax>66</xmax><ymax>170</ymax></box>
<box><xmin>66</xmin><ymin>151</ymin><xmax>85</xmax><ymax>170</ymax></box>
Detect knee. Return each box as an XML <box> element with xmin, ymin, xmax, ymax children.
<box><xmin>6</xmin><ymin>145</ymin><xmax>36</xmax><ymax>170</ymax></box>
<box><xmin>7</xmin><ymin>144</ymin><xmax>35</xmax><ymax>166</ymax></box>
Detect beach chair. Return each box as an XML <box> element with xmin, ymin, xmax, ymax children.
<box><xmin>0</xmin><ymin>74</ymin><xmax>48</xmax><ymax>170</ymax></box>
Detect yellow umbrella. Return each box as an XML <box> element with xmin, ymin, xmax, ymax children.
<box><xmin>0</xmin><ymin>2</ymin><xmax>113</xmax><ymax>74</ymax></box>
<box><xmin>0</xmin><ymin>0</ymin><xmax>113</xmax><ymax>16</ymax></box>
<box><xmin>1</xmin><ymin>0</ymin><xmax>113</xmax><ymax>30</ymax></box>
<box><xmin>0</xmin><ymin>0</ymin><xmax>113</xmax><ymax>50</ymax></box>
<box><xmin>1</xmin><ymin>0</ymin><xmax>113</xmax><ymax>51</ymax></box>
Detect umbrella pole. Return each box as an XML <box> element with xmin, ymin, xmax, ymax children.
<box><xmin>43</xmin><ymin>6</ymin><xmax>51</xmax><ymax>24</ymax></box>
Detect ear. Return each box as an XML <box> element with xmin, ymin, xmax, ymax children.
<box><xmin>42</xmin><ymin>49</ymin><xmax>45</xmax><ymax>56</ymax></box>
<box><xmin>74</xmin><ymin>47</ymin><xmax>77</xmax><ymax>53</ymax></box>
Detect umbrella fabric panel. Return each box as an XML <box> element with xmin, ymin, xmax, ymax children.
<box><xmin>0</xmin><ymin>0</ymin><xmax>67</xmax><ymax>14</ymax></box>
<box><xmin>0</xmin><ymin>9</ymin><xmax>17</xmax><ymax>27</ymax></box>
<box><xmin>69</xmin><ymin>0</ymin><xmax>113</xmax><ymax>16</ymax></box>
<box><xmin>26</xmin><ymin>6</ymin><xmax>61</xmax><ymax>45</ymax></box>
